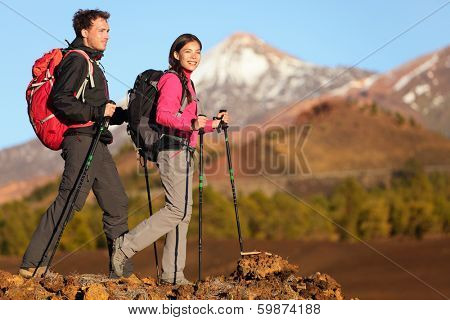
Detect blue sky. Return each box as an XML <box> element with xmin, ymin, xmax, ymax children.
<box><xmin>0</xmin><ymin>0</ymin><xmax>449</xmax><ymax>150</ymax></box>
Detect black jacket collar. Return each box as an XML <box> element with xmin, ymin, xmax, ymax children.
<box><xmin>68</xmin><ymin>37</ymin><xmax>104</xmax><ymax>61</ymax></box>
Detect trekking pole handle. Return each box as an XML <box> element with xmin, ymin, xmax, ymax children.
<box><xmin>102</xmin><ymin>100</ymin><xmax>115</xmax><ymax>129</ymax></box>
<box><xmin>198</xmin><ymin>114</ymin><xmax>206</xmax><ymax>134</ymax></box>
<box><xmin>213</xmin><ymin>109</ymin><xmax>228</xmax><ymax>133</ymax></box>
<box><xmin>103</xmin><ymin>116</ymin><xmax>111</xmax><ymax>129</ymax></box>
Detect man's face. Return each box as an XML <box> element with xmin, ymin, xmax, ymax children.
<box><xmin>81</xmin><ymin>17</ymin><xmax>110</xmax><ymax>51</ymax></box>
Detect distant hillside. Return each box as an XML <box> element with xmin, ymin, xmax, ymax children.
<box><xmin>203</xmin><ymin>96</ymin><xmax>450</xmax><ymax>197</ymax></box>
<box><xmin>208</xmin><ymin>96</ymin><xmax>450</xmax><ymax>178</ymax></box>
<box><xmin>333</xmin><ymin>45</ymin><xmax>450</xmax><ymax>137</ymax></box>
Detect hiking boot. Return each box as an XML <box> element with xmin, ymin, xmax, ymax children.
<box><xmin>160</xmin><ymin>278</ymin><xmax>194</xmax><ymax>286</ymax></box>
<box><xmin>111</xmin><ymin>235</ymin><xmax>128</xmax><ymax>277</ymax></box>
<box><xmin>107</xmin><ymin>237</ymin><xmax>134</xmax><ymax>279</ymax></box>
<box><xmin>19</xmin><ymin>266</ymin><xmax>55</xmax><ymax>279</ymax></box>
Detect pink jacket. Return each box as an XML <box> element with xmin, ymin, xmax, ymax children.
<box><xmin>156</xmin><ymin>69</ymin><xmax>213</xmax><ymax>147</ymax></box>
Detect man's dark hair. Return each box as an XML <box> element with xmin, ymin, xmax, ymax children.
<box><xmin>73</xmin><ymin>9</ymin><xmax>110</xmax><ymax>37</ymax></box>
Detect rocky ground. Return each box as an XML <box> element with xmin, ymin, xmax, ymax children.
<box><xmin>0</xmin><ymin>252</ymin><xmax>345</xmax><ymax>300</ymax></box>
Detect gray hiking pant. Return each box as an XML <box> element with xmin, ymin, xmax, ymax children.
<box><xmin>120</xmin><ymin>148</ymin><xmax>194</xmax><ymax>283</ymax></box>
<box><xmin>21</xmin><ymin>135</ymin><xmax>129</xmax><ymax>268</ymax></box>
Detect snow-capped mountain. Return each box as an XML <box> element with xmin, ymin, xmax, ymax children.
<box><xmin>192</xmin><ymin>32</ymin><xmax>373</xmax><ymax>124</ymax></box>
<box><xmin>333</xmin><ymin>45</ymin><xmax>450</xmax><ymax>137</ymax></box>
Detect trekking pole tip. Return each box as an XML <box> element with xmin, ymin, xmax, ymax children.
<box><xmin>241</xmin><ymin>251</ymin><xmax>262</xmax><ymax>256</ymax></box>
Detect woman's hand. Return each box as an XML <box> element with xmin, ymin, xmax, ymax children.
<box><xmin>212</xmin><ymin>111</ymin><xmax>230</xmax><ymax>129</ymax></box>
<box><xmin>192</xmin><ymin>115</ymin><xmax>208</xmax><ymax>131</ymax></box>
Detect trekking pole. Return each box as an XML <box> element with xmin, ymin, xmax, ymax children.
<box><xmin>198</xmin><ymin>117</ymin><xmax>206</xmax><ymax>281</ymax></box>
<box><xmin>218</xmin><ymin>109</ymin><xmax>260</xmax><ymax>257</ymax></box>
<box><xmin>34</xmin><ymin>116</ymin><xmax>111</xmax><ymax>278</ymax></box>
<box><xmin>220</xmin><ymin>110</ymin><xmax>244</xmax><ymax>254</ymax></box>
<box><xmin>143</xmin><ymin>154</ymin><xmax>161</xmax><ymax>283</ymax></box>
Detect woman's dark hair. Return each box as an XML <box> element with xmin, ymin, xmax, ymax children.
<box><xmin>168</xmin><ymin>34</ymin><xmax>202</xmax><ymax>104</ymax></box>
<box><xmin>73</xmin><ymin>9</ymin><xmax>110</xmax><ymax>37</ymax></box>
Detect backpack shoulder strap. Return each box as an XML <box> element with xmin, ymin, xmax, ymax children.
<box><xmin>188</xmin><ymin>79</ymin><xmax>202</xmax><ymax>114</ymax></box>
<box><xmin>163</xmin><ymin>70</ymin><xmax>191</xmax><ymax>115</ymax></box>
<box><xmin>63</xmin><ymin>49</ymin><xmax>95</xmax><ymax>102</ymax></box>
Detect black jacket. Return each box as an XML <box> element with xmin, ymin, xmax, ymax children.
<box><xmin>50</xmin><ymin>37</ymin><xmax>127</xmax><ymax>144</ymax></box>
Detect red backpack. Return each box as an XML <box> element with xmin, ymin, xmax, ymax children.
<box><xmin>26</xmin><ymin>49</ymin><xmax>95</xmax><ymax>150</ymax></box>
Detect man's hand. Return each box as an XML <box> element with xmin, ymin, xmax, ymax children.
<box><xmin>192</xmin><ymin>115</ymin><xmax>208</xmax><ymax>131</ymax></box>
<box><xmin>104</xmin><ymin>102</ymin><xmax>116</xmax><ymax>117</ymax></box>
<box><xmin>212</xmin><ymin>111</ymin><xmax>230</xmax><ymax>129</ymax></box>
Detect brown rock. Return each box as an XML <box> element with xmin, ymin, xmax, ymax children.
<box><xmin>144</xmin><ymin>286</ymin><xmax>170</xmax><ymax>300</ymax></box>
<box><xmin>141</xmin><ymin>277</ymin><xmax>157</xmax><ymax>287</ymax></box>
<box><xmin>104</xmin><ymin>279</ymin><xmax>140</xmax><ymax>300</ymax></box>
<box><xmin>78</xmin><ymin>274</ymin><xmax>107</xmax><ymax>287</ymax></box>
<box><xmin>41</xmin><ymin>274</ymin><xmax>64</xmax><ymax>293</ymax></box>
<box><xmin>121</xmin><ymin>274</ymin><xmax>142</xmax><ymax>286</ymax></box>
<box><xmin>84</xmin><ymin>283</ymin><xmax>109</xmax><ymax>300</ymax></box>
<box><xmin>5</xmin><ymin>279</ymin><xmax>53</xmax><ymax>300</ymax></box>
<box><xmin>0</xmin><ymin>271</ymin><xmax>25</xmax><ymax>290</ymax></box>
<box><xmin>65</xmin><ymin>274</ymin><xmax>81</xmax><ymax>287</ymax></box>
<box><xmin>173</xmin><ymin>284</ymin><xmax>195</xmax><ymax>300</ymax></box>
<box><xmin>64</xmin><ymin>274</ymin><xmax>81</xmax><ymax>287</ymax></box>
<box><xmin>61</xmin><ymin>285</ymin><xmax>80</xmax><ymax>300</ymax></box>
<box><xmin>194</xmin><ymin>276</ymin><xmax>235</xmax><ymax>300</ymax></box>
<box><xmin>8</xmin><ymin>275</ymin><xmax>25</xmax><ymax>288</ymax></box>
<box><xmin>335</xmin><ymin>288</ymin><xmax>345</xmax><ymax>300</ymax></box>
<box><xmin>299</xmin><ymin>272</ymin><xmax>345</xmax><ymax>300</ymax></box>
<box><xmin>104</xmin><ymin>281</ymin><xmax>120</xmax><ymax>293</ymax></box>
<box><xmin>107</xmin><ymin>289</ymin><xmax>132</xmax><ymax>300</ymax></box>
<box><xmin>234</xmin><ymin>252</ymin><xmax>299</xmax><ymax>280</ymax></box>
<box><xmin>0</xmin><ymin>251</ymin><xmax>348</xmax><ymax>300</ymax></box>
<box><xmin>0</xmin><ymin>270</ymin><xmax>12</xmax><ymax>290</ymax></box>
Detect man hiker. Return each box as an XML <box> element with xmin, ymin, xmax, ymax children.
<box><xmin>19</xmin><ymin>9</ymin><xmax>133</xmax><ymax>278</ymax></box>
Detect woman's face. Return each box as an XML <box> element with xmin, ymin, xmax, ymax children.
<box><xmin>174</xmin><ymin>40</ymin><xmax>201</xmax><ymax>72</ymax></box>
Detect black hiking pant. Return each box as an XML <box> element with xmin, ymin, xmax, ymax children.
<box><xmin>21</xmin><ymin>135</ymin><xmax>129</xmax><ymax>268</ymax></box>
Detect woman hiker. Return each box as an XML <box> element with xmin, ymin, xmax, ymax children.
<box><xmin>111</xmin><ymin>33</ymin><xmax>229</xmax><ymax>284</ymax></box>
